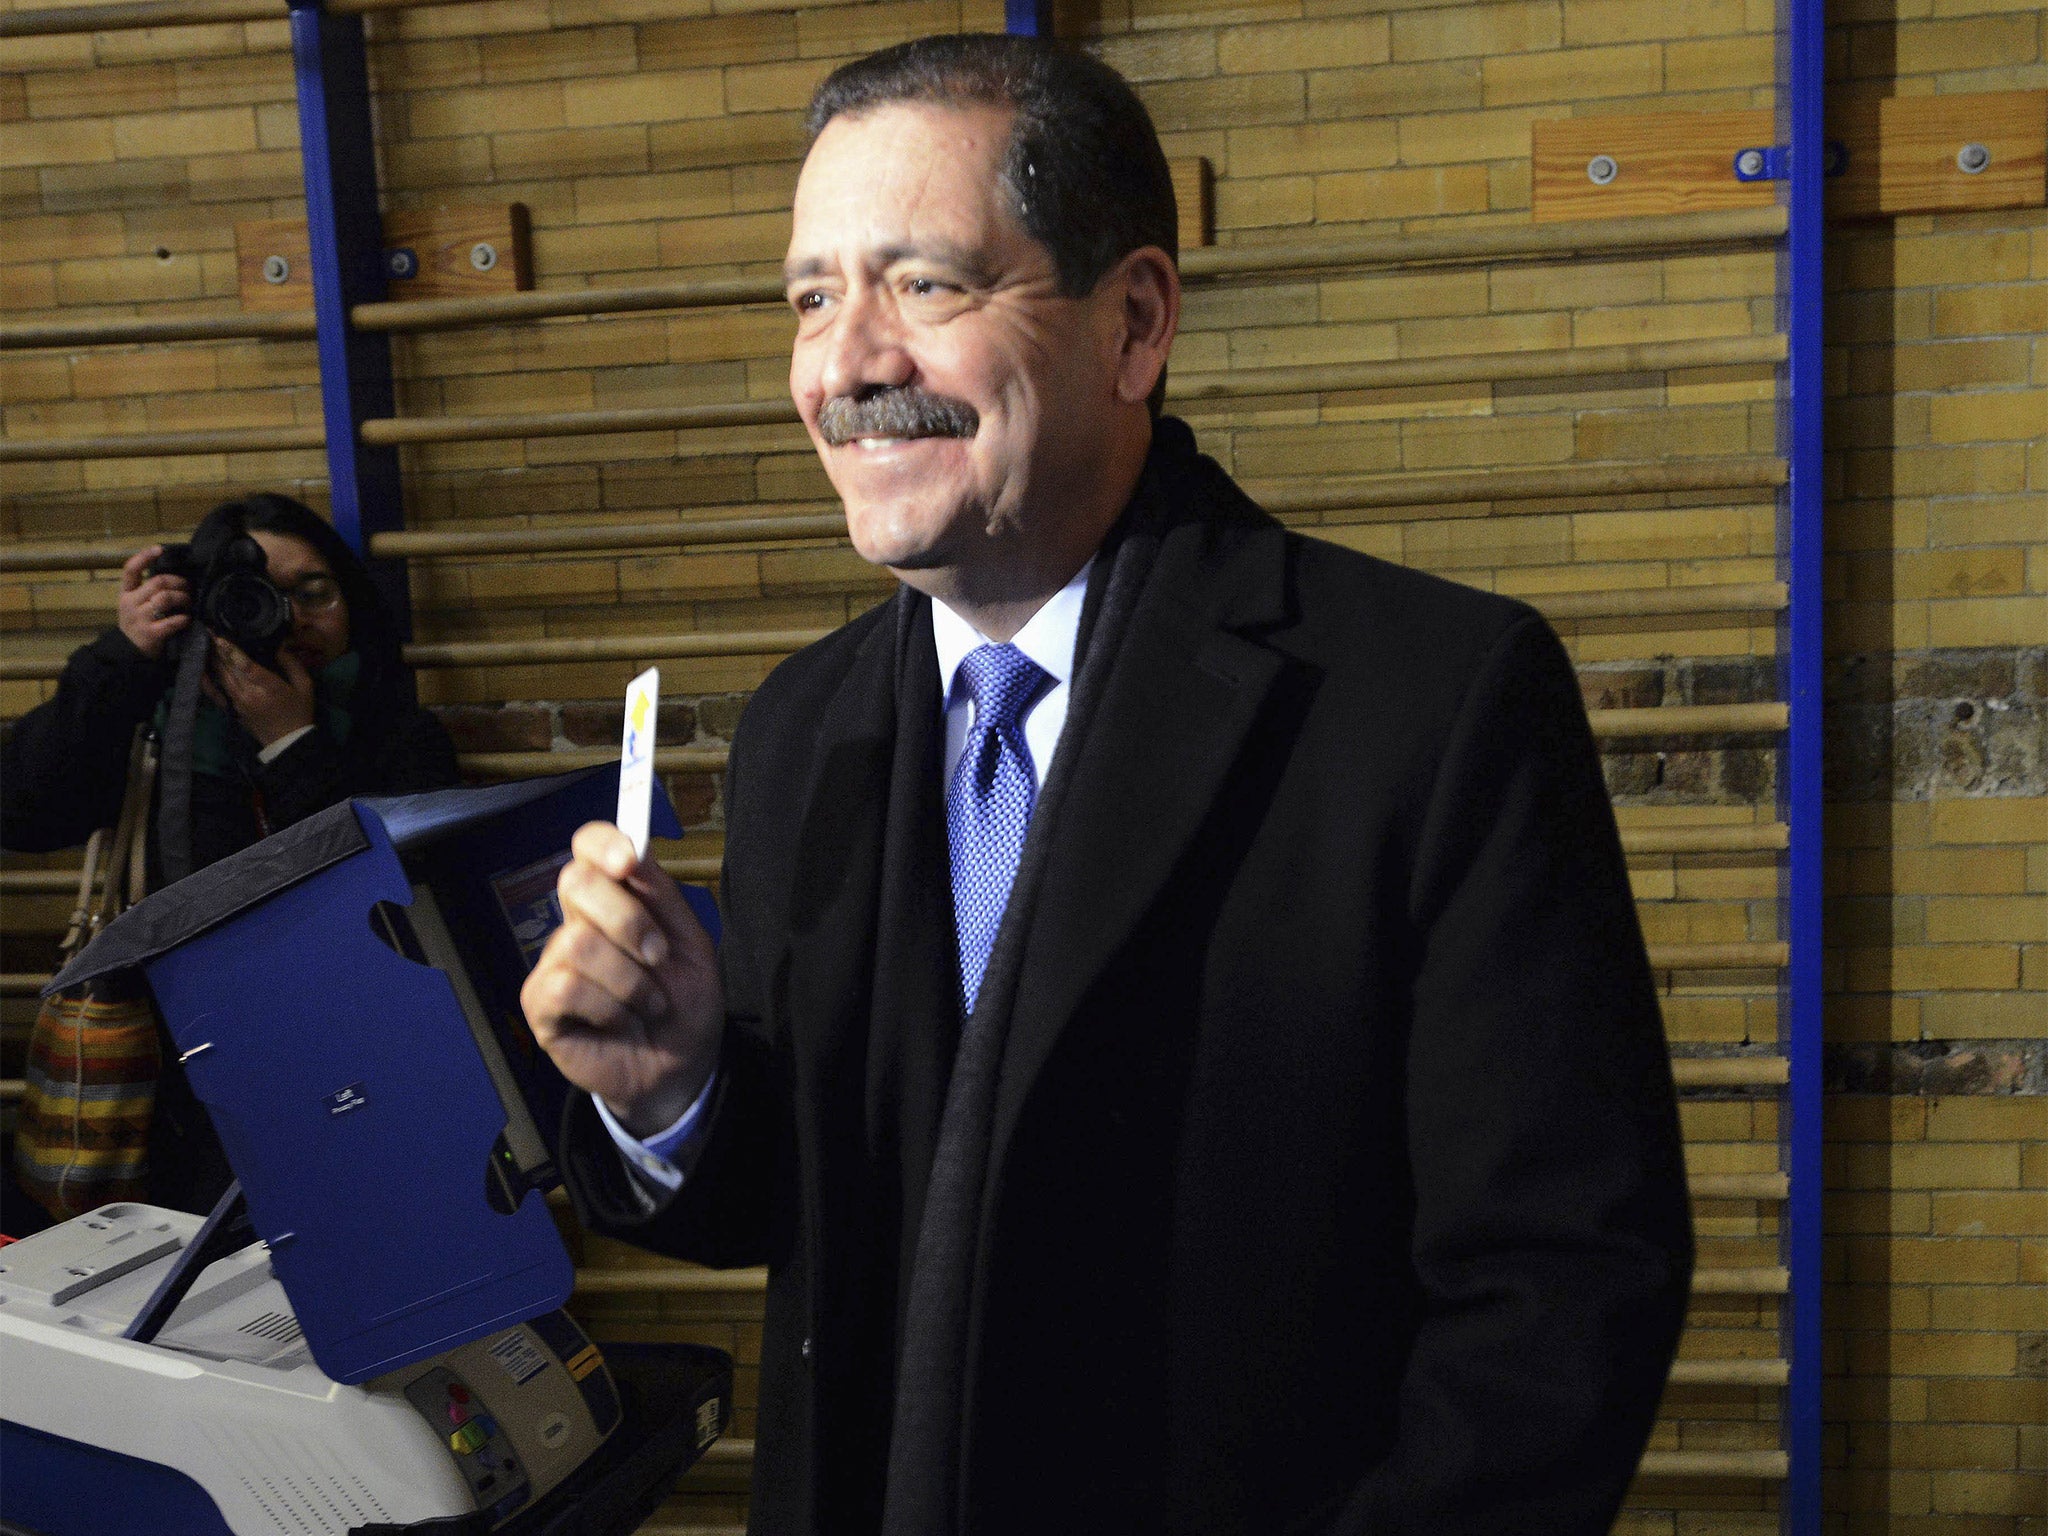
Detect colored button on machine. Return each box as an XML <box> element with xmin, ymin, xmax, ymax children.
<box><xmin>449</xmin><ymin>1421</ymin><xmax>489</xmax><ymax>1456</ymax></box>
<box><xmin>448</xmin><ymin>1384</ymin><xmax>470</xmax><ymax>1404</ymax></box>
<box><xmin>446</xmin><ymin>1401</ymin><xmax>470</xmax><ymax>1427</ymax></box>
<box><xmin>474</xmin><ymin>1415</ymin><xmax>500</xmax><ymax>1440</ymax></box>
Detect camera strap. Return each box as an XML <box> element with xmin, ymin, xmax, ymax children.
<box><xmin>156</xmin><ymin>624</ymin><xmax>212</xmax><ymax>886</ymax></box>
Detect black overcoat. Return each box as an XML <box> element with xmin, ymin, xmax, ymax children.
<box><xmin>563</xmin><ymin>419</ymin><xmax>1693</xmax><ymax>1536</ymax></box>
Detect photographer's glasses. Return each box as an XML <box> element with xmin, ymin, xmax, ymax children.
<box><xmin>281</xmin><ymin>574</ymin><xmax>343</xmax><ymax>613</ymax></box>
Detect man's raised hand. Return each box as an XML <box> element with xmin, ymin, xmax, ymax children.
<box><xmin>520</xmin><ymin>821</ymin><xmax>724</xmax><ymax>1137</ymax></box>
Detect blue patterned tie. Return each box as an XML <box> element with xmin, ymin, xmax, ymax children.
<box><xmin>946</xmin><ymin>643</ymin><xmax>1051</xmax><ymax>1014</ymax></box>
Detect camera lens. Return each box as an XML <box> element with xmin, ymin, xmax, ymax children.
<box><xmin>204</xmin><ymin>571</ymin><xmax>292</xmax><ymax>667</ymax></box>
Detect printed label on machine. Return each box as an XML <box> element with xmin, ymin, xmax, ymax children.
<box><xmin>491</xmin><ymin>850</ymin><xmax>574</xmax><ymax>972</ymax></box>
<box><xmin>488</xmin><ymin>1328</ymin><xmax>550</xmax><ymax>1387</ymax></box>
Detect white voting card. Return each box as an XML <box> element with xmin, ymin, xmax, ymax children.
<box><xmin>617</xmin><ymin>666</ymin><xmax>659</xmax><ymax>859</ymax></box>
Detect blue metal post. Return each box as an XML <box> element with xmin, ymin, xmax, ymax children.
<box><xmin>1004</xmin><ymin>0</ymin><xmax>1053</xmax><ymax>38</ymax></box>
<box><xmin>289</xmin><ymin>0</ymin><xmax>408</xmax><ymax>633</ymax></box>
<box><xmin>1780</xmin><ymin>0</ymin><xmax>1825</xmax><ymax>1524</ymax></box>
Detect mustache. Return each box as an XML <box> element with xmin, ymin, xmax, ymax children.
<box><xmin>817</xmin><ymin>388</ymin><xmax>979</xmax><ymax>446</ymax></box>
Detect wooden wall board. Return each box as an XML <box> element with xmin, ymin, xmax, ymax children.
<box><xmin>1535</xmin><ymin>94</ymin><xmax>2047</xmax><ymax>224</ymax></box>
<box><xmin>1534</xmin><ymin>111</ymin><xmax>1775</xmax><ymax>224</ymax></box>
<box><xmin>1828</xmin><ymin>91</ymin><xmax>2047</xmax><ymax>219</ymax></box>
<box><xmin>237</xmin><ymin>205</ymin><xmax>532</xmax><ymax>311</ymax></box>
<box><xmin>1170</xmin><ymin>156</ymin><xmax>1214</xmax><ymax>249</ymax></box>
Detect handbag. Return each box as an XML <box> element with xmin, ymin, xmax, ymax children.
<box><xmin>15</xmin><ymin>726</ymin><xmax>163</xmax><ymax>1218</ymax></box>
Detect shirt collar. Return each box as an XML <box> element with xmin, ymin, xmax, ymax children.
<box><xmin>932</xmin><ymin>556</ymin><xmax>1093</xmax><ymax>707</ymax></box>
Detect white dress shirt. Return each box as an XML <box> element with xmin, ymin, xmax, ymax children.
<box><xmin>598</xmin><ymin>560</ymin><xmax>1094</xmax><ymax>1187</ymax></box>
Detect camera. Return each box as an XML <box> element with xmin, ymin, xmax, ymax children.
<box><xmin>149</xmin><ymin>533</ymin><xmax>293</xmax><ymax>673</ymax></box>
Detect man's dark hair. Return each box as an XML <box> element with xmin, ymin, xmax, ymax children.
<box><xmin>805</xmin><ymin>34</ymin><xmax>1178</xmax><ymax>307</ymax></box>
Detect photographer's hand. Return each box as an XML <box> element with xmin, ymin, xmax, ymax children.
<box><xmin>521</xmin><ymin>822</ymin><xmax>725</xmax><ymax>1137</ymax></box>
<box><xmin>117</xmin><ymin>546</ymin><xmax>190</xmax><ymax>659</ymax></box>
<box><xmin>210</xmin><ymin>637</ymin><xmax>317</xmax><ymax>748</ymax></box>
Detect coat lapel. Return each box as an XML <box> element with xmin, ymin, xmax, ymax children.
<box><xmin>990</xmin><ymin>506</ymin><xmax>1292</xmax><ymax>1155</ymax></box>
<box><xmin>777</xmin><ymin>596</ymin><xmax>909</xmax><ymax>1062</ymax></box>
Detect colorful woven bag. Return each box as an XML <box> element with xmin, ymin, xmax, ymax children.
<box><xmin>15</xmin><ymin>726</ymin><xmax>162</xmax><ymax>1218</ymax></box>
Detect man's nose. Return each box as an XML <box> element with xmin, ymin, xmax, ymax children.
<box><xmin>816</xmin><ymin>286</ymin><xmax>913</xmax><ymax>402</ymax></box>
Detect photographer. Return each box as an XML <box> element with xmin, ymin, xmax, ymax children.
<box><xmin>4</xmin><ymin>493</ymin><xmax>459</xmax><ymax>1214</ymax></box>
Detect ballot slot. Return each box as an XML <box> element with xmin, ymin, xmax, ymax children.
<box><xmin>367</xmin><ymin>888</ymin><xmax>556</xmax><ymax>1215</ymax></box>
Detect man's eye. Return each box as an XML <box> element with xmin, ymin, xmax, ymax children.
<box><xmin>905</xmin><ymin>277</ymin><xmax>951</xmax><ymax>298</ymax></box>
<box><xmin>792</xmin><ymin>291</ymin><xmax>827</xmax><ymax>313</ymax></box>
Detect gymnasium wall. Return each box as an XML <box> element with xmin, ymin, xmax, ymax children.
<box><xmin>1</xmin><ymin>0</ymin><xmax>2042</xmax><ymax>1531</ymax></box>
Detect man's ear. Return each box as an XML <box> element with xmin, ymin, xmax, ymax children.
<box><xmin>1109</xmin><ymin>246</ymin><xmax>1181</xmax><ymax>408</ymax></box>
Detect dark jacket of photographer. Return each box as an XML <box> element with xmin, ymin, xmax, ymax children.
<box><xmin>2</xmin><ymin>626</ymin><xmax>458</xmax><ymax>876</ymax></box>
<box><xmin>2</xmin><ymin>508</ymin><xmax>460</xmax><ymax>1216</ymax></box>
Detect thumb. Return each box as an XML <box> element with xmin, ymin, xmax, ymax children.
<box><xmin>278</xmin><ymin>648</ymin><xmax>313</xmax><ymax>689</ymax></box>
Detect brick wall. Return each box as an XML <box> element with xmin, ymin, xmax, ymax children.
<box><xmin>2</xmin><ymin>0</ymin><xmax>2041</xmax><ymax>1531</ymax></box>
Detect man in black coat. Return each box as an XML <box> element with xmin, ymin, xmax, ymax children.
<box><xmin>522</xmin><ymin>35</ymin><xmax>1692</xmax><ymax>1536</ymax></box>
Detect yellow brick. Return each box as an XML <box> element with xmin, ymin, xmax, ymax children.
<box><xmin>1392</xmin><ymin>0</ymin><xmax>1562</xmax><ymax>61</ymax></box>
<box><xmin>1664</xmin><ymin>32</ymin><xmax>1776</xmax><ymax>92</ymax></box>
<box><xmin>53</xmin><ymin>253</ymin><xmax>207</xmax><ymax>306</ymax></box>
<box><xmin>563</xmin><ymin>68</ymin><xmax>725</xmax><ymax>127</ymax></box>
<box><xmin>1927</xmin><ymin>1097</ymin><xmax>2048</xmax><ymax>1144</ymax></box>
<box><xmin>1232</xmin><ymin>423</ymin><xmax>1402</xmax><ymax>480</ymax></box>
<box><xmin>363</xmin><ymin>39</ymin><xmax>481</xmax><ymax>93</ymax></box>
<box><xmin>1572</xmin><ymin>300</ymin><xmax>1757</xmax><ymax>349</ymax></box>
<box><xmin>1935</xmin><ymin>283</ymin><xmax>2048</xmax><ymax>339</ymax></box>
<box><xmin>1577</xmin><ymin>405</ymin><xmax>1753</xmax><ymax>461</ymax></box>
<box><xmin>0</xmin><ymin>116</ymin><xmax>114</xmax><ymax>169</ymax></box>
<box><xmin>1925</xmin><ymin>896</ymin><xmax>2048</xmax><ymax>946</ymax></box>
<box><xmin>1212</xmin><ymin>174</ymin><xmax>1315</xmax><ymax>231</ymax></box>
<box><xmin>1218</xmin><ymin>17</ymin><xmax>1389</xmax><ymax>74</ymax></box>
<box><xmin>1226</xmin><ymin>119</ymin><xmax>1398</xmax><ymax>178</ymax></box>
<box><xmin>1925</xmin><ymin>1377</ymin><xmax>2048</xmax><ymax>1427</ymax></box>
<box><xmin>793</xmin><ymin>0</ymin><xmax>958</xmax><ymax>60</ymax></box>
<box><xmin>722</xmin><ymin>58</ymin><xmax>837</xmax><ymax>116</ymax></box>
<box><xmin>656</xmin><ymin>210</ymin><xmax>791</xmax><ymax>270</ymax></box>
<box><xmin>1887</xmin><ymin>1423</ymin><xmax>2024</xmax><ymax>1472</ymax></box>
<box><xmin>69</xmin><ymin>348</ymin><xmax>219</xmax><ymax>400</ymax></box>
<box><xmin>493</xmin><ymin>125</ymin><xmax>646</xmax><ymax>179</ymax></box>
<box><xmin>24</xmin><ymin>63</ymin><xmax>177</xmax><ymax>119</ymax></box>
<box><xmin>0</xmin><ymin>354</ymin><xmax>71</xmax><ymax>403</ymax></box>
<box><xmin>639</xmin><ymin>13</ymin><xmax>797</xmax><ymax>71</ymax></box>
<box><xmin>1855</xmin><ymin>1234</ymin><xmax>2022</xmax><ymax>1284</ymax></box>
<box><xmin>1927</xmin><ymin>388</ymin><xmax>2048</xmax><ymax>444</ymax></box>
<box><xmin>479</xmin><ymin>24</ymin><xmax>636</xmax><ymax>84</ymax></box>
<box><xmin>407</xmin><ymin>82</ymin><xmax>565</xmax><ymax>139</ymax></box>
<box><xmin>1145</xmin><ymin>72</ymin><xmax>1310</xmax><ymax>135</ymax></box>
<box><xmin>1891</xmin><ymin>547</ymin><xmax>2029</xmax><ymax>600</ymax></box>
<box><xmin>1887</xmin><ymin>13</ymin><xmax>2043</xmax><ymax>75</ymax></box>
<box><xmin>1322</xmin><ymin>270</ymin><xmax>1490</xmax><ymax>324</ymax></box>
<box><xmin>1395</xmin><ymin>107</ymin><xmax>1540</xmax><ymax>165</ymax></box>
<box><xmin>1481</xmin><ymin>43</ymin><xmax>1661</xmax><ymax>105</ymax></box>
<box><xmin>1848</xmin><ymin>443</ymin><xmax>2028</xmax><ymax>499</ymax></box>
<box><xmin>1315</xmin><ymin>163</ymin><xmax>1491</xmax><ymax>221</ymax></box>
<box><xmin>1928</xmin><ymin>594</ymin><xmax>2048</xmax><ymax>648</ymax></box>
<box><xmin>1929</xmin><ymin>1469</ymin><xmax>2042</xmax><ymax>1517</ymax></box>
<box><xmin>574</xmin><ymin>167</ymin><xmax>731</xmax><ymax>225</ymax></box>
<box><xmin>648</xmin><ymin>110</ymin><xmax>806</xmax><ymax>172</ymax></box>
<box><xmin>1403</xmin><ymin>413</ymin><xmax>1576</xmax><ymax>471</ymax></box>
<box><xmin>528</xmin><ymin>222</ymin><xmax>661</xmax><ymax>275</ymax></box>
<box><xmin>109</xmin><ymin>105</ymin><xmax>258</xmax><ymax>160</ymax></box>
<box><xmin>1931</xmin><ymin>1191</ymin><xmax>2048</xmax><ymax>1239</ymax></box>
<box><xmin>1921</xmin><ymin>991</ymin><xmax>2047</xmax><ymax>1040</ymax></box>
<box><xmin>1308</xmin><ymin>59</ymin><xmax>1484</xmax><ymax>119</ymax></box>
<box><xmin>1091</xmin><ymin>32</ymin><xmax>1219</xmax><ymax>87</ymax></box>
<box><xmin>1884</xmin><ymin>338</ymin><xmax>2034</xmax><ymax>393</ymax></box>
<box><xmin>1400</xmin><ymin>310</ymin><xmax>1569</xmax><ymax>357</ymax></box>
<box><xmin>1850</xmin><ymin>942</ymin><xmax>2020</xmax><ymax>992</ymax></box>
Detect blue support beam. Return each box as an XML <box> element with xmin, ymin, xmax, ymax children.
<box><xmin>1005</xmin><ymin>0</ymin><xmax>1053</xmax><ymax>38</ymax></box>
<box><xmin>1779</xmin><ymin>0</ymin><xmax>1825</xmax><ymax>1525</ymax></box>
<box><xmin>289</xmin><ymin>0</ymin><xmax>409</xmax><ymax>636</ymax></box>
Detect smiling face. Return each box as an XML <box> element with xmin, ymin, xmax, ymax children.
<box><xmin>785</xmin><ymin>100</ymin><xmax>1172</xmax><ymax>624</ymax></box>
<box><xmin>250</xmin><ymin>529</ymin><xmax>351</xmax><ymax>672</ymax></box>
